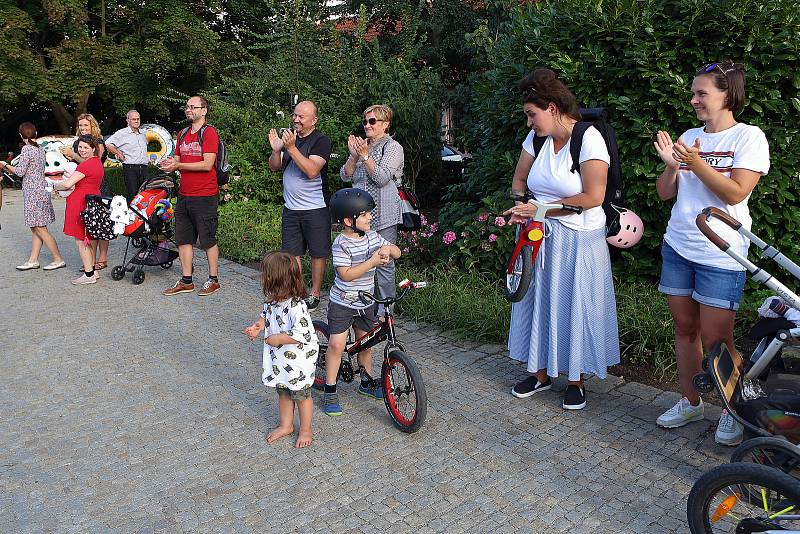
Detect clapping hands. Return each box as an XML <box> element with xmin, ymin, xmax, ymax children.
<box><xmin>653</xmin><ymin>130</ymin><xmax>702</xmax><ymax>170</ymax></box>
<box><xmin>347</xmin><ymin>135</ymin><xmax>369</xmax><ymax>160</ymax></box>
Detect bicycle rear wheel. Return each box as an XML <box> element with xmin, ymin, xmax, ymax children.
<box><xmin>312</xmin><ymin>320</ymin><xmax>329</xmax><ymax>390</ymax></box>
<box><xmin>382</xmin><ymin>349</ymin><xmax>427</xmax><ymax>433</ymax></box>
<box><xmin>687</xmin><ymin>462</ymin><xmax>800</xmax><ymax>533</ymax></box>
<box><xmin>504</xmin><ymin>245</ymin><xmax>532</xmax><ymax>303</ymax></box>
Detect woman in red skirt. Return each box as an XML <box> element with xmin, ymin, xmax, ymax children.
<box><xmin>55</xmin><ymin>135</ymin><xmax>104</xmax><ymax>285</ymax></box>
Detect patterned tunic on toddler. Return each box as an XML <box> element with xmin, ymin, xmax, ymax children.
<box><xmin>261</xmin><ymin>297</ymin><xmax>319</xmax><ymax>390</ymax></box>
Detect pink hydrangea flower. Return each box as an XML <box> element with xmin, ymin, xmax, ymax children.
<box><xmin>477</xmin><ymin>212</ymin><xmax>489</xmax><ymax>222</ymax></box>
<box><xmin>488</xmin><ymin>234</ymin><xmax>498</xmax><ymax>242</ymax></box>
<box><xmin>442</xmin><ymin>231</ymin><xmax>457</xmax><ymax>245</ymax></box>
<box><xmin>494</xmin><ymin>216</ymin><xmax>506</xmax><ymax>227</ymax></box>
<box><xmin>430</xmin><ymin>222</ymin><xmax>438</xmax><ymax>232</ymax></box>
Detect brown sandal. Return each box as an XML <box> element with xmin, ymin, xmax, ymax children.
<box><xmin>94</xmin><ymin>261</ymin><xmax>107</xmax><ymax>271</ymax></box>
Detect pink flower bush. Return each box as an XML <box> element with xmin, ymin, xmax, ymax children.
<box><xmin>477</xmin><ymin>212</ymin><xmax>489</xmax><ymax>222</ymax></box>
<box><xmin>442</xmin><ymin>231</ymin><xmax>457</xmax><ymax>245</ymax></box>
<box><xmin>494</xmin><ymin>216</ymin><xmax>506</xmax><ymax>227</ymax></box>
<box><xmin>488</xmin><ymin>234</ymin><xmax>498</xmax><ymax>242</ymax></box>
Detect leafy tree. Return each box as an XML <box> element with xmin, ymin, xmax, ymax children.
<box><xmin>0</xmin><ymin>0</ymin><xmax>231</xmax><ymax>132</ymax></box>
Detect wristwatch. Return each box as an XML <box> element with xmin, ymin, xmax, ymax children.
<box><xmin>362</xmin><ymin>154</ymin><xmax>370</xmax><ymax>162</ymax></box>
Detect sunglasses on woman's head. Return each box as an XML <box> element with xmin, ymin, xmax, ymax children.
<box><xmin>698</xmin><ymin>62</ymin><xmax>737</xmax><ymax>77</ymax></box>
<box><xmin>362</xmin><ymin>118</ymin><xmax>380</xmax><ymax>126</ymax></box>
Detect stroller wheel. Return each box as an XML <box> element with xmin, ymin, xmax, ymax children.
<box><xmin>111</xmin><ymin>266</ymin><xmax>125</xmax><ymax>281</ymax></box>
<box><xmin>132</xmin><ymin>270</ymin><xmax>145</xmax><ymax>285</ymax></box>
<box><xmin>160</xmin><ymin>261</ymin><xmax>173</xmax><ymax>270</ymax></box>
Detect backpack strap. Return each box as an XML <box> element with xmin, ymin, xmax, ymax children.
<box><xmin>569</xmin><ymin>122</ymin><xmax>592</xmax><ymax>175</ymax></box>
<box><xmin>531</xmin><ymin>135</ymin><xmax>547</xmax><ymax>158</ymax></box>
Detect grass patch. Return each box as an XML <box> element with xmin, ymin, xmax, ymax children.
<box><xmin>396</xmin><ymin>264</ymin><xmax>510</xmax><ymax>343</ymax></box>
<box><xmin>217</xmin><ymin>201</ymin><xmax>282</xmax><ymax>262</ymax></box>
<box><xmin>394</xmin><ymin>265</ymin><xmax>770</xmax><ymax>378</ymax></box>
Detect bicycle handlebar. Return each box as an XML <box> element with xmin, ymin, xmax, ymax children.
<box><xmin>358</xmin><ymin>279</ymin><xmax>427</xmax><ymax>306</ymax></box>
<box><xmin>507</xmin><ymin>192</ymin><xmax>583</xmax><ymax>221</ymax></box>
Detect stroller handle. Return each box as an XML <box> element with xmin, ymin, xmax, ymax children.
<box><xmin>695</xmin><ymin>207</ymin><xmax>741</xmax><ymax>252</ymax></box>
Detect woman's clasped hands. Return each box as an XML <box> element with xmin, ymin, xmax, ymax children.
<box><xmin>653</xmin><ymin>130</ymin><xmax>702</xmax><ymax>170</ymax></box>
<box><xmin>347</xmin><ymin>135</ymin><xmax>369</xmax><ymax>160</ymax></box>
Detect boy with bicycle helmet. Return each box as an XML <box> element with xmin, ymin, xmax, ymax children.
<box><xmin>323</xmin><ymin>188</ymin><xmax>401</xmax><ymax>416</ymax></box>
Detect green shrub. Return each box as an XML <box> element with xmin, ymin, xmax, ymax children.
<box><xmin>217</xmin><ymin>201</ymin><xmax>283</xmax><ymax>262</ymax></box>
<box><xmin>452</xmin><ymin>0</ymin><xmax>800</xmax><ymax>281</ymax></box>
<box><xmin>103</xmin><ymin>165</ymin><xmax>162</xmax><ymax>196</ymax></box>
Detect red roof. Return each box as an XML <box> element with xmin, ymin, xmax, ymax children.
<box><xmin>334</xmin><ymin>17</ymin><xmax>404</xmax><ymax>42</ymax></box>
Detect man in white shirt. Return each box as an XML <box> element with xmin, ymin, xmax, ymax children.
<box><xmin>106</xmin><ymin>110</ymin><xmax>149</xmax><ymax>200</ymax></box>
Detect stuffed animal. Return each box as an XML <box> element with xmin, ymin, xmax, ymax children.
<box><xmin>154</xmin><ymin>199</ymin><xmax>174</xmax><ymax>221</ymax></box>
<box><xmin>108</xmin><ymin>195</ymin><xmax>135</xmax><ymax>235</ymax></box>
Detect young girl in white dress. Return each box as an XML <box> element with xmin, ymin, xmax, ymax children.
<box><xmin>245</xmin><ymin>251</ymin><xmax>319</xmax><ymax>448</ymax></box>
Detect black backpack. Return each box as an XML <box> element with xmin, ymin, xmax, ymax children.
<box><xmin>177</xmin><ymin>124</ymin><xmax>231</xmax><ymax>186</ymax></box>
<box><xmin>530</xmin><ymin>107</ymin><xmax>623</xmax><ymax>223</ymax></box>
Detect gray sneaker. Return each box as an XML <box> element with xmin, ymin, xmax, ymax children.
<box><xmin>656</xmin><ymin>397</ymin><xmax>704</xmax><ymax>428</ymax></box>
<box><xmin>715</xmin><ymin>409</ymin><xmax>744</xmax><ymax>446</ymax></box>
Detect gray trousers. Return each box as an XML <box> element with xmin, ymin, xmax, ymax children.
<box><xmin>376</xmin><ymin>225</ymin><xmax>398</xmax><ymax>312</ymax></box>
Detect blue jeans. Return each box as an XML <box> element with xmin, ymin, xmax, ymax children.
<box><xmin>658</xmin><ymin>242</ymin><xmax>746</xmax><ymax>311</ymax></box>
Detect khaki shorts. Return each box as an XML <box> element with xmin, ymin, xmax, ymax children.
<box><xmin>275</xmin><ymin>384</ymin><xmax>312</xmax><ymax>400</ymax></box>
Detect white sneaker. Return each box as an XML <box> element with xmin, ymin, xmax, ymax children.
<box><xmin>656</xmin><ymin>397</ymin><xmax>704</xmax><ymax>428</ymax></box>
<box><xmin>715</xmin><ymin>409</ymin><xmax>744</xmax><ymax>446</ymax></box>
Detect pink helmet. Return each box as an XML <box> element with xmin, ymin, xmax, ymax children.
<box><xmin>606</xmin><ymin>205</ymin><xmax>643</xmax><ymax>248</ymax></box>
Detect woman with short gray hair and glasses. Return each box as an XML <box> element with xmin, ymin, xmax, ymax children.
<box><xmin>340</xmin><ymin>104</ymin><xmax>405</xmax><ymax>310</ymax></box>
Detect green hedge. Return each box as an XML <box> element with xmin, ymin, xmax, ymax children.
<box><xmin>448</xmin><ymin>0</ymin><xmax>800</xmax><ymax>281</ymax></box>
<box><xmin>102</xmin><ymin>165</ymin><xmax>163</xmax><ymax>196</ymax></box>
<box><xmin>216</xmin><ymin>200</ymin><xmax>283</xmax><ymax>262</ymax></box>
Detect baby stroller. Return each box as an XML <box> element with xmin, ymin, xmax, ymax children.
<box><xmin>111</xmin><ymin>176</ymin><xmax>179</xmax><ymax>285</ymax></box>
<box><xmin>687</xmin><ymin>207</ymin><xmax>800</xmax><ymax>533</ymax></box>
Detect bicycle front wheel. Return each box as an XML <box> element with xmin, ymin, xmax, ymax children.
<box><xmin>731</xmin><ymin>436</ymin><xmax>800</xmax><ymax>479</ymax></box>
<box><xmin>382</xmin><ymin>349</ymin><xmax>427</xmax><ymax>433</ymax></box>
<box><xmin>687</xmin><ymin>462</ymin><xmax>800</xmax><ymax>533</ymax></box>
<box><xmin>504</xmin><ymin>245</ymin><xmax>532</xmax><ymax>303</ymax></box>
<box><xmin>312</xmin><ymin>320</ymin><xmax>329</xmax><ymax>390</ymax></box>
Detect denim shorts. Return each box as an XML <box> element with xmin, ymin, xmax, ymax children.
<box><xmin>658</xmin><ymin>242</ymin><xmax>746</xmax><ymax>311</ymax></box>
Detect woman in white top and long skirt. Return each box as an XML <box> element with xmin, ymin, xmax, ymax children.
<box><xmin>505</xmin><ymin>68</ymin><xmax>620</xmax><ymax>410</ymax></box>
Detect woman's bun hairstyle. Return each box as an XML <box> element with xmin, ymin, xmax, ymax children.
<box><xmin>518</xmin><ymin>68</ymin><xmax>581</xmax><ymax>121</ymax></box>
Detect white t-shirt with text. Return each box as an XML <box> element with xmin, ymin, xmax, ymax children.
<box><xmin>663</xmin><ymin>122</ymin><xmax>770</xmax><ymax>271</ymax></box>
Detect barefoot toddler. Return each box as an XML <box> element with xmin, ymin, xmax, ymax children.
<box><xmin>245</xmin><ymin>251</ymin><xmax>319</xmax><ymax>448</ymax></box>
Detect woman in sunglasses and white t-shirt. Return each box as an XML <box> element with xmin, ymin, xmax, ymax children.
<box><xmin>340</xmin><ymin>105</ymin><xmax>405</xmax><ymax>310</ymax></box>
<box><xmin>653</xmin><ymin>61</ymin><xmax>770</xmax><ymax>446</ymax></box>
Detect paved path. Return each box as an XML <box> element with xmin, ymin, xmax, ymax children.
<box><xmin>0</xmin><ymin>188</ymin><xmax>729</xmax><ymax>533</ymax></box>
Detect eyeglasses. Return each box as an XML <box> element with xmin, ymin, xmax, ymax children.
<box><xmin>362</xmin><ymin>118</ymin><xmax>382</xmax><ymax>126</ymax></box>
<box><xmin>698</xmin><ymin>62</ymin><xmax>738</xmax><ymax>77</ymax></box>
<box><xmin>184</xmin><ymin>105</ymin><xmax>205</xmax><ymax>110</ymax></box>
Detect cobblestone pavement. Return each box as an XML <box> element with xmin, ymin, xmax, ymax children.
<box><xmin>1</xmin><ymin>188</ymin><xmax>730</xmax><ymax>533</ymax></box>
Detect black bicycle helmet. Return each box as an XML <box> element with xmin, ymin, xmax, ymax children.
<box><xmin>330</xmin><ymin>187</ymin><xmax>375</xmax><ymax>226</ymax></box>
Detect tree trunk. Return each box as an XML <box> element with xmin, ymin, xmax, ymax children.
<box><xmin>50</xmin><ymin>101</ymin><xmax>74</xmax><ymax>134</ymax></box>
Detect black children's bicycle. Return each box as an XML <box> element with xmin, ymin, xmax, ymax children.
<box><xmin>312</xmin><ymin>279</ymin><xmax>428</xmax><ymax>433</ymax></box>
